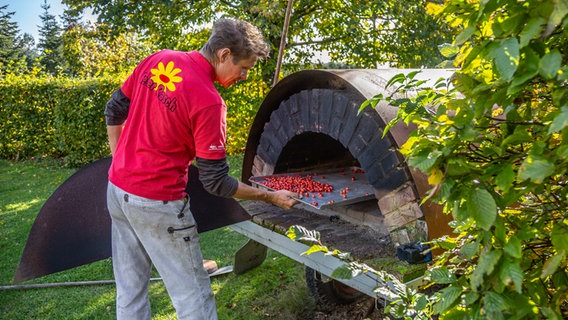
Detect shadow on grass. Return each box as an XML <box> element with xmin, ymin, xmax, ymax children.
<box><xmin>0</xmin><ymin>158</ymin><xmax>315</xmax><ymax>319</ymax></box>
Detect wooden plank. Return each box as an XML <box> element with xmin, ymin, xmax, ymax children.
<box><xmin>240</xmin><ymin>201</ymin><xmax>393</xmax><ymax>262</ymax></box>
<box><xmin>230</xmin><ymin>220</ymin><xmax>413</xmax><ymax>301</ymax></box>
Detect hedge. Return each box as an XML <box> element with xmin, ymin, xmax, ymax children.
<box><xmin>0</xmin><ymin>76</ymin><xmax>117</xmax><ymax>166</ymax></box>
<box><xmin>0</xmin><ymin>73</ymin><xmax>268</xmax><ymax>167</ymax></box>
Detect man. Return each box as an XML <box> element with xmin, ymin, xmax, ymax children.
<box><xmin>104</xmin><ymin>18</ymin><xmax>298</xmax><ymax>320</ymax></box>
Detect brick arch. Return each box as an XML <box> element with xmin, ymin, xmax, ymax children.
<box><xmin>251</xmin><ymin>88</ymin><xmax>412</xmax><ymax>192</ymax></box>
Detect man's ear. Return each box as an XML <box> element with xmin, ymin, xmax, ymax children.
<box><xmin>217</xmin><ymin>48</ymin><xmax>231</xmax><ymax>62</ymax></box>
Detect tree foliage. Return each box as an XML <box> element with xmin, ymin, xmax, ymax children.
<box><xmin>19</xmin><ymin>33</ymin><xmax>38</xmax><ymax>70</ymax></box>
<box><xmin>61</xmin><ymin>0</ymin><xmax>455</xmax><ymax>84</ymax></box>
<box><xmin>38</xmin><ymin>0</ymin><xmax>64</xmax><ymax>74</ymax></box>
<box><xmin>362</xmin><ymin>0</ymin><xmax>568</xmax><ymax>318</ymax></box>
<box><xmin>62</xmin><ymin>24</ymin><xmax>154</xmax><ymax>77</ymax></box>
<box><xmin>2</xmin><ymin>1</ymin><xmax>455</xmax><ymax>162</ymax></box>
<box><xmin>0</xmin><ymin>4</ymin><xmax>26</xmax><ymax>71</ymax></box>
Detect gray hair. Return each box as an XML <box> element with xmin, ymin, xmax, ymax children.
<box><xmin>201</xmin><ymin>18</ymin><xmax>270</xmax><ymax>64</ymax></box>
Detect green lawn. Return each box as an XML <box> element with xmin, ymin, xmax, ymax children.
<box><xmin>0</xmin><ymin>157</ymin><xmax>313</xmax><ymax>319</ymax></box>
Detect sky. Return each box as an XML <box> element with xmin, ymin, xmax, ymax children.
<box><xmin>4</xmin><ymin>0</ymin><xmax>96</xmax><ymax>43</ymax></box>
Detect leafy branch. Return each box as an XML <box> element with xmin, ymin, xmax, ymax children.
<box><xmin>357</xmin><ymin>1</ymin><xmax>568</xmax><ymax>317</ymax></box>
<box><xmin>286</xmin><ymin>225</ymin><xmax>437</xmax><ymax>318</ymax></box>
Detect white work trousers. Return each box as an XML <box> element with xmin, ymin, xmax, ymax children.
<box><xmin>106</xmin><ymin>182</ymin><xmax>218</xmax><ymax>320</ymax></box>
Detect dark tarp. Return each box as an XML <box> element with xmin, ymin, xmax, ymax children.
<box><xmin>13</xmin><ymin>157</ymin><xmax>250</xmax><ymax>284</ymax></box>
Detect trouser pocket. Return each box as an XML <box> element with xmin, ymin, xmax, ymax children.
<box><xmin>166</xmin><ymin>196</ymin><xmax>197</xmax><ymax>242</ymax></box>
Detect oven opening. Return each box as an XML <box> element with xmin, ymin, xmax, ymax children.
<box><xmin>274</xmin><ymin>132</ymin><xmax>359</xmax><ymax>174</ymax></box>
<box><xmin>267</xmin><ymin>132</ymin><xmax>385</xmax><ymax>232</ymax></box>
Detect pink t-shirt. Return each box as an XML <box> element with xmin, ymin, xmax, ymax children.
<box><xmin>109</xmin><ymin>50</ymin><xmax>227</xmax><ymax>201</ymax></box>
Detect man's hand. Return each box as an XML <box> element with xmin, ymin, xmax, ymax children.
<box><xmin>106</xmin><ymin>125</ymin><xmax>124</xmax><ymax>156</ymax></box>
<box><xmin>233</xmin><ymin>181</ymin><xmax>299</xmax><ymax>209</ymax></box>
<box><xmin>268</xmin><ymin>190</ymin><xmax>299</xmax><ymax>210</ymax></box>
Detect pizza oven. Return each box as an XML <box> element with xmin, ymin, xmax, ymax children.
<box><xmin>240</xmin><ymin>69</ymin><xmax>455</xmax><ymax>247</ymax></box>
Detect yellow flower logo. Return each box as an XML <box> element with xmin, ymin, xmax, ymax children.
<box><xmin>150</xmin><ymin>61</ymin><xmax>183</xmax><ymax>92</ymax></box>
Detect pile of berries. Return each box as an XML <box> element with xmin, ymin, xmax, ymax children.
<box><xmin>258</xmin><ymin>174</ymin><xmax>333</xmax><ymax>194</ymax></box>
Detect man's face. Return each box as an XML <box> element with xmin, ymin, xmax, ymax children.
<box><xmin>216</xmin><ymin>50</ymin><xmax>258</xmax><ymax>88</ymax></box>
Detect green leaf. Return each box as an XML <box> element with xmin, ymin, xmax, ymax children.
<box><xmin>463</xmin><ymin>291</ymin><xmax>480</xmax><ymax>306</ymax></box>
<box><xmin>441</xmin><ymin>310</ymin><xmax>471</xmax><ymax>320</ymax></box>
<box><xmin>548</xmin><ymin>106</ymin><xmax>568</xmax><ymax>134</ymax></box>
<box><xmin>501</xmin><ymin>126</ymin><xmax>533</xmax><ymax>147</ymax></box>
<box><xmin>504</xmin><ymin>236</ymin><xmax>522</xmax><ymax>259</ymax></box>
<box><xmin>383</xmin><ymin>118</ymin><xmax>399</xmax><ymax>137</ymax></box>
<box><xmin>429</xmin><ymin>267</ymin><xmax>457</xmax><ymax>284</ymax></box>
<box><xmin>531</xmin><ymin>141</ymin><xmax>547</xmax><ymax>155</ymax></box>
<box><xmin>541</xmin><ymin>251</ymin><xmax>566</xmax><ymax>278</ymax></box>
<box><xmin>495</xmin><ymin>164</ymin><xmax>515</xmax><ymax>192</ymax></box>
<box><xmin>483</xmin><ymin>291</ymin><xmax>507</xmax><ymax>316</ymax></box>
<box><xmin>454</xmin><ymin>26</ymin><xmax>475</xmax><ymax>45</ymax></box>
<box><xmin>518</xmin><ymin>156</ymin><xmax>555</xmax><ymax>184</ymax></box>
<box><xmin>462</xmin><ymin>42</ymin><xmax>485</xmax><ymax>69</ymax></box>
<box><xmin>547</xmin><ymin>0</ymin><xmax>568</xmax><ymax>36</ymax></box>
<box><xmin>541</xmin><ymin>307</ymin><xmax>563</xmax><ymax>320</ymax></box>
<box><xmin>471</xmin><ymin>249</ymin><xmax>503</xmax><ymax>290</ymax></box>
<box><xmin>559</xmin><ymin>66</ymin><xmax>568</xmax><ymax>81</ymax></box>
<box><xmin>408</xmin><ymin>150</ymin><xmax>442</xmax><ymax>172</ymax></box>
<box><xmin>414</xmin><ymin>294</ymin><xmax>428</xmax><ymax>311</ymax></box>
<box><xmin>551</xmin><ymin>223</ymin><xmax>568</xmax><ymax>251</ymax></box>
<box><xmin>460</xmin><ymin>242</ymin><xmax>480</xmax><ymax>260</ymax></box>
<box><xmin>539</xmin><ymin>49</ymin><xmax>562</xmax><ymax>80</ymax></box>
<box><xmin>557</xmin><ymin>145</ymin><xmax>568</xmax><ymax>158</ymax></box>
<box><xmin>331</xmin><ymin>262</ymin><xmax>363</xmax><ymax>279</ymax></box>
<box><xmin>359</xmin><ymin>94</ymin><xmax>383</xmax><ymax>115</ymax></box>
<box><xmin>331</xmin><ymin>264</ymin><xmax>353</xmax><ymax>279</ymax></box>
<box><xmin>501</xmin><ymin>12</ymin><xmax>524</xmax><ymax>36</ymax></box>
<box><xmin>494</xmin><ymin>37</ymin><xmax>520</xmax><ymax>81</ymax></box>
<box><xmin>406</xmin><ymin>70</ymin><xmax>421</xmax><ymax>80</ymax></box>
<box><xmin>494</xmin><ymin>220</ymin><xmax>507</xmax><ymax>243</ymax></box>
<box><xmin>467</xmin><ymin>188</ymin><xmax>497</xmax><ymax>231</ymax></box>
<box><xmin>552</xmin><ymin>87</ymin><xmax>567</xmax><ymax>106</ymax></box>
<box><xmin>552</xmin><ymin>267</ymin><xmax>568</xmax><ymax>288</ymax></box>
<box><xmin>439</xmin><ymin>43</ymin><xmax>459</xmax><ymax>58</ymax></box>
<box><xmin>519</xmin><ymin>17</ymin><xmax>546</xmax><ymax>48</ymax></box>
<box><xmin>499</xmin><ymin>258</ymin><xmax>524</xmax><ymax>293</ymax></box>
<box><xmin>446</xmin><ymin>158</ymin><xmax>472</xmax><ymax>176</ymax></box>
<box><xmin>359</xmin><ymin>99</ymin><xmax>372</xmax><ymax>113</ymax></box>
<box><xmin>508</xmin><ymin>47</ymin><xmax>540</xmax><ymax>93</ymax></box>
<box><xmin>526</xmin><ymin>278</ymin><xmax>549</xmax><ymax>305</ymax></box>
<box><xmin>437</xmin><ymin>60</ymin><xmax>456</xmax><ymax>68</ymax></box>
<box><xmin>433</xmin><ymin>285</ymin><xmax>462</xmax><ymax>314</ymax></box>
<box><xmin>386</xmin><ymin>73</ymin><xmax>408</xmax><ymax>88</ymax></box>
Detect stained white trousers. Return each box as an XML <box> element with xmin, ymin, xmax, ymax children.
<box><xmin>107</xmin><ymin>182</ymin><xmax>218</xmax><ymax>320</ymax></box>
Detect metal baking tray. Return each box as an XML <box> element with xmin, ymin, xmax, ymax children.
<box><xmin>249</xmin><ymin>167</ymin><xmax>376</xmax><ymax>209</ymax></box>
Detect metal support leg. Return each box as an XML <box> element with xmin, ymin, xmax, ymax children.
<box><xmin>233</xmin><ymin>239</ymin><xmax>268</xmax><ymax>275</ymax></box>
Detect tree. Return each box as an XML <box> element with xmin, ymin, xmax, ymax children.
<box><xmin>0</xmin><ymin>4</ymin><xmax>25</xmax><ymax>70</ymax></box>
<box><xmin>62</xmin><ymin>24</ymin><xmax>154</xmax><ymax>77</ymax></box>
<box><xmin>363</xmin><ymin>0</ymin><xmax>567</xmax><ymax>318</ymax></box>
<box><xmin>38</xmin><ymin>0</ymin><xmax>63</xmax><ymax>74</ymax></box>
<box><xmin>61</xmin><ymin>0</ymin><xmax>455</xmax><ymax>85</ymax></box>
<box><xmin>60</xmin><ymin>6</ymin><xmax>83</xmax><ymax>32</ymax></box>
<box><xmin>18</xmin><ymin>33</ymin><xmax>38</xmax><ymax>69</ymax></box>
<box><xmin>297</xmin><ymin>0</ymin><xmax>452</xmax><ymax>68</ymax></box>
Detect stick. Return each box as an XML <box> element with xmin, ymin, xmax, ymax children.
<box><xmin>1</xmin><ymin>266</ymin><xmax>233</xmax><ymax>291</ymax></box>
<box><xmin>272</xmin><ymin>0</ymin><xmax>294</xmax><ymax>87</ymax></box>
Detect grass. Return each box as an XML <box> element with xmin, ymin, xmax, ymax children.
<box><xmin>0</xmin><ymin>156</ymin><xmax>313</xmax><ymax>319</ymax></box>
